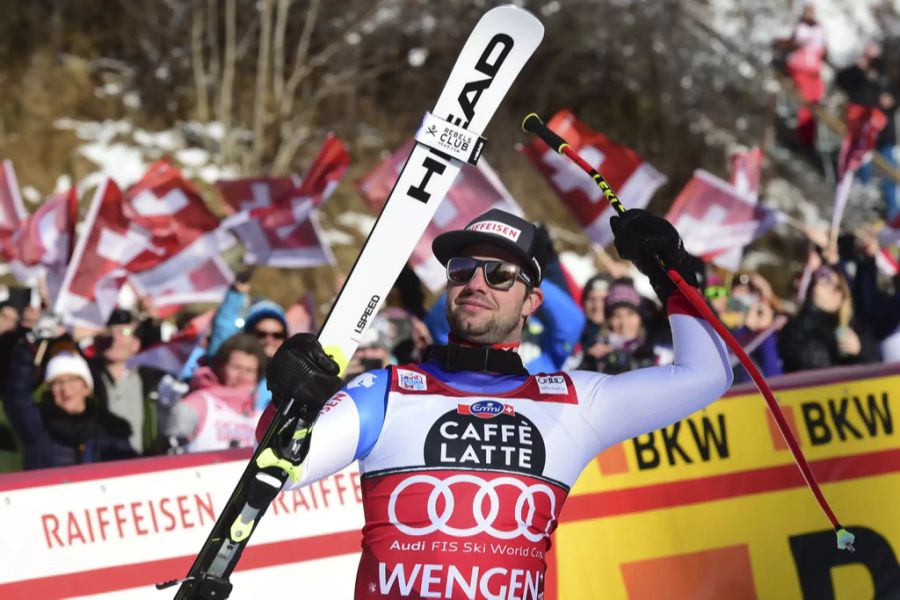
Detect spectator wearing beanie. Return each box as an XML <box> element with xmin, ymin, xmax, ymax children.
<box><xmin>3</xmin><ymin>347</ymin><xmax>135</xmax><ymax>469</ymax></box>
<box><xmin>242</xmin><ymin>300</ymin><xmax>288</xmax><ymax>358</ymax></box>
<box><xmin>579</xmin><ymin>279</ymin><xmax>673</xmax><ymax>374</ymax></box>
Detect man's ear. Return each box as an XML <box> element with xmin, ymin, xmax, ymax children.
<box><xmin>521</xmin><ymin>286</ymin><xmax>544</xmax><ymax>320</ymax></box>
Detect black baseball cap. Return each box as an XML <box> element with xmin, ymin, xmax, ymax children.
<box><xmin>107</xmin><ymin>308</ymin><xmax>137</xmax><ymax>326</ymax></box>
<box><xmin>432</xmin><ymin>209</ymin><xmax>543</xmax><ymax>284</ymax></box>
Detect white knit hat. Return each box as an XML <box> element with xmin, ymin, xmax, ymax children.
<box><xmin>44</xmin><ymin>352</ymin><xmax>94</xmax><ymax>392</ymax></box>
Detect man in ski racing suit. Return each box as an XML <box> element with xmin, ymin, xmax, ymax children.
<box><xmin>263</xmin><ymin>208</ymin><xmax>733</xmax><ymax>599</ymax></box>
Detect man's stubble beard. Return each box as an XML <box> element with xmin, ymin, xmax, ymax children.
<box><xmin>446</xmin><ymin>293</ymin><xmax>523</xmax><ymax>345</ymax></box>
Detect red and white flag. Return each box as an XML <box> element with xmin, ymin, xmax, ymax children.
<box><xmin>730</xmin><ymin>147</ymin><xmax>763</xmax><ymax>198</ymax></box>
<box><xmin>7</xmin><ymin>188</ymin><xmax>78</xmax><ymax>301</ymax></box>
<box><xmin>127</xmin><ymin>311</ymin><xmax>214</xmax><ymax>375</ymax></box>
<box><xmin>665</xmin><ymin>170</ymin><xmax>781</xmax><ymax>262</ymax></box>
<box><xmin>57</xmin><ymin>162</ymin><xmax>231</xmax><ymax>326</ymax></box>
<box><xmin>0</xmin><ymin>160</ymin><xmax>26</xmax><ymax>257</ymax></box>
<box><xmin>715</xmin><ymin>147</ymin><xmax>764</xmax><ymax>271</ymax></box>
<box><xmin>217</xmin><ymin>134</ymin><xmax>346</xmax><ymax>268</ymax></box>
<box><xmin>519</xmin><ymin>109</ymin><xmax>666</xmax><ymax>248</ymax></box>
<box><xmin>831</xmin><ymin>104</ymin><xmax>888</xmax><ymax>241</ymax></box>
<box><xmin>357</xmin><ymin>140</ymin><xmax>525</xmax><ymax>292</ymax></box>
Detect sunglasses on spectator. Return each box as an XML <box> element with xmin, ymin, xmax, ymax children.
<box><xmin>704</xmin><ymin>286</ymin><xmax>729</xmax><ymax>300</ymax></box>
<box><xmin>446</xmin><ymin>257</ymin><xmax>532</xmax><ymax>291</ymax></box>
<box><xmin>254</xmin><ymin>329</ymin><xmax>286</xmax><ymax>340</ymax></box>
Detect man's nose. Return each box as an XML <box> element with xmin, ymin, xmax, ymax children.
<box><xmin>464</xmin><ymin>266</ymin><xmax>490</xmax><ymax>291</ymax></box>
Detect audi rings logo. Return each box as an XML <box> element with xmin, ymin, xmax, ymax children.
<box><xmin>387</xmin><ymin>474</ymin><xmax>558</xmax><ymax>542</ymax></box>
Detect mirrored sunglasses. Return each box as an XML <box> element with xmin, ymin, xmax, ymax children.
<box><xmin>446</xmin><ymin>257</ymin><xmax>532</xmax><ymax>291</ymax></box>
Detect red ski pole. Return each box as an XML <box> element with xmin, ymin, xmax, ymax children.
<box><xmin>522</xmin><ymin>112</ymin><xmax>855</xmax><ymax>552</ymax></box>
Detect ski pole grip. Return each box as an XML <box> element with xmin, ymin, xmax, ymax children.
<box><xmin>522</xmin><ymin>113</ymin><xmax>569</xmax><ymax>154</ymax></box>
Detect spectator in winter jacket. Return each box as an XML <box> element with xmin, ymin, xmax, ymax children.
<box><xmin>841</xmin><ymin>228</ymin><xmax>900</xmax><ymax>361</ymax></box>
<box><xmin>89</xmin><ymin>308</ymin><xmax>165</xmax><ymax>455</ymax></box>
<box><xmin>776</xmin><ymin>0</ymin><xmax>828</xmax><ymax>147</ymax></box>
<box><xmin>778</xmin><ymin>265</ymin><xmax>881</xmax><ymax>372</ymax></box>
<box><xmin>578</xmin><ymin>279</ymin><xmax>673</xmax><ymax>374</ymax></box>
<box><xmin>164</xmin><ymin>333</ymin><xmax>266</xmax><ymax>453</ymax></box>
<box><xmin>836</xmin><ymin>42</ymin><xmax>899</xmax><ymax>219</ymax></box>
<box><xmin>180</xmin><ymin>273</ymin><xmax>288</xmax><ymax>411</ymax></box>
<box><xmin>2</xmin><ymin>346</ymin><xmax>135</xmax><ymax>469</ymax></box>
<box><xmin>727</xmin><ymin>273</ymin><xmax>785</xmax><ymax>382</ymax></box>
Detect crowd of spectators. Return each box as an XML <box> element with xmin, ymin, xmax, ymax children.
<box><xmin>0</xmin><ymin>213</ymin><xmax>896</xmax><ymax>474</ymax></box>
<box><xmin>775</xmin><ymin>1</ymin><xmax>899</xmax><ymax>221</ymax></box>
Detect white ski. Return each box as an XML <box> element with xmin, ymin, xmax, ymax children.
<box><xmin>318</xmin><ymin>4</ymin><xmax>544</xmax><ymax>372</ymax></box>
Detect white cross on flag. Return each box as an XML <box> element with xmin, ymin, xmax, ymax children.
<box><xmin>357</xmin><ymin>139</ymin><xmax>525</xmax><ymax>292</ymax></box>
<box><xmin>56</xmin><ymin>161</ymin><xmax>232</xmax><ymax>327</ymax></box>
<box><xmin>665</xmin><ymin>169</ymin><xmax>782</xmax><ymax>262</ymax></box>
<box><xmin>7</xmin><ymin>188</ymin><xmax>78</xmax><ymax>302</ymax></box>
<box><xmin>217</xmin><ymin>134</ymin><xmax>346</xmax><ymax>267</ymax></box>
<box><xmin>519</xmin><ymin>109</ymin><xmax>666</xmax><ymax>248</ymax></box>
<box><xmin>713</xmin><ymin>147</ymin><xmax>764</xmax><ymax>271</ymax></box>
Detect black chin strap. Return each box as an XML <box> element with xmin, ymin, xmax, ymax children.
<box><xmin>426</xmin><ymin>343</ymin><xmax>529</xmax><ymax>376</ymax></box>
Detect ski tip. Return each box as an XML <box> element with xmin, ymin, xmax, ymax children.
<box><xmin>521</xmin><ymin>112</ymin><xmax>544</xmax><ymax>133</ymax></box>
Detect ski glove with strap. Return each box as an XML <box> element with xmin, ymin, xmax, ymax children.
<box><xmin>266</xmin><ymin>333</ymin><xmax>343</xmax><ymax>422</ymax></box>
<box><xmin>610</xmin><ymin>209</ymin><xmax>698</xmax><ymax>305</ymax></box>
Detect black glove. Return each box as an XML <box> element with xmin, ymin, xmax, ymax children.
<box><xmin>266</xmin><ymin>333</ymin><xmax>343</xmax><ymax>421</ymax></box>
<box><xmin>610</xmin><ymin>209</ymin><xmax>698</xmax><ymax>304</ymax></box>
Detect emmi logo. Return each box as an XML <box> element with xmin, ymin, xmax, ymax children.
<box><xmin>800</xmin><ymin>392</ymin><xmax>892</xmax><ymax>445</ymax></box>
<box><xmin>631</xmin><ymin>414</ymin><xmax>729</xmax><ymax>470</ymax></box>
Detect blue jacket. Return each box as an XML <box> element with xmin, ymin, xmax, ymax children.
<box><xmin>423</xmin><ymin>279</ymin><xmax>585</xmax><ymax>373</ymax></box>
<box><xmin>179</xmin><ymin>288</ymin><xmax>274</xmax><ymax>410</ymax></box>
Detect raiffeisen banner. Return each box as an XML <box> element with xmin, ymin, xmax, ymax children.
<box><xmin>0</xmin><ymin>363</ymin><xmax>897</xmax><ymax>598</ymax></box>
<box><xmin>0</xmin><ymin>454</ymin><xmax>365</xmax><ymax>598</ymax></box>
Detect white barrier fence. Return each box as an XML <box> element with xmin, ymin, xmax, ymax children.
<box><xmin>0</xmin><ymin>449</ymin><xmax>364</xmax><ymax>599</ymax></box>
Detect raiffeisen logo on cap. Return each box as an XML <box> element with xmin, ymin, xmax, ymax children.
<box><xmin>466</xmin><ymin>220</ymin><xmax>522</xmax><ymax>242</ymax></box>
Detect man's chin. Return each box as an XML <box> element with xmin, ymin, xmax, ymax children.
<box><xmin>449</xmin><ymin>316</ymin><xmax>491</xmax><ymax>339</ymax></box>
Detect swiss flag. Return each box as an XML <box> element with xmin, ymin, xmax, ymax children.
<box><xmin>126</xmin><ymin>311</ymin><xmax>214</xmax><ymax>375</ymax></box>
<box><xmin>730</xmin><ymin>147</ymin><xmax>763</xmax><ymax>197</ymax></box>
<box><xmin>714</xmin><ymin>147</ymin><xmax>764</xmax><ymax>271</ymax></box>
<box><xmin>357</xmin><ymin>140</ymin><xmax>525</xmax><ymax>292</ymax></box>
<box><xmin>56</xmin><ymin>161</ymin><xmax>230</xmax><ymax>326</ymax></box>
<box><xmin>831</xmin><ymin>104</ymin><xmax>889</xmax><ymax>240</ymax></box>
<box><xmin>665</xmin><ymin>170</ymin><xmax>781</xmax><ymax>262</ymax></box>
<box><xmin>838</xmin><ymin>104</ymin><xmax>887</xmax><ymax>179</ymax></box>
<box><xmin>217</xmin><ymin>134</ymin><xmax>346</xmax><ymax>267</ymax></box>
<box><xmin>7</xmin><ymin>188</ymin><xmax>78</xmax><ymax>301</ymax></box>
<box><xmin>519</xmin><ymin>109</ymin><xmax>666</xmax><ymax>247</ymax></box>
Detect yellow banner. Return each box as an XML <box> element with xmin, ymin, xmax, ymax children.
<box><xmin>551</xmin><ymin>364</ymin><xmax>900</xmax><ymax>599</ymax></box>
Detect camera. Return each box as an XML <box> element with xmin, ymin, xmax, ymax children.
<box><xmin>31</xmin><ymin>312</ymin><xmax>64</xmax><ymax>340</ymax></box>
